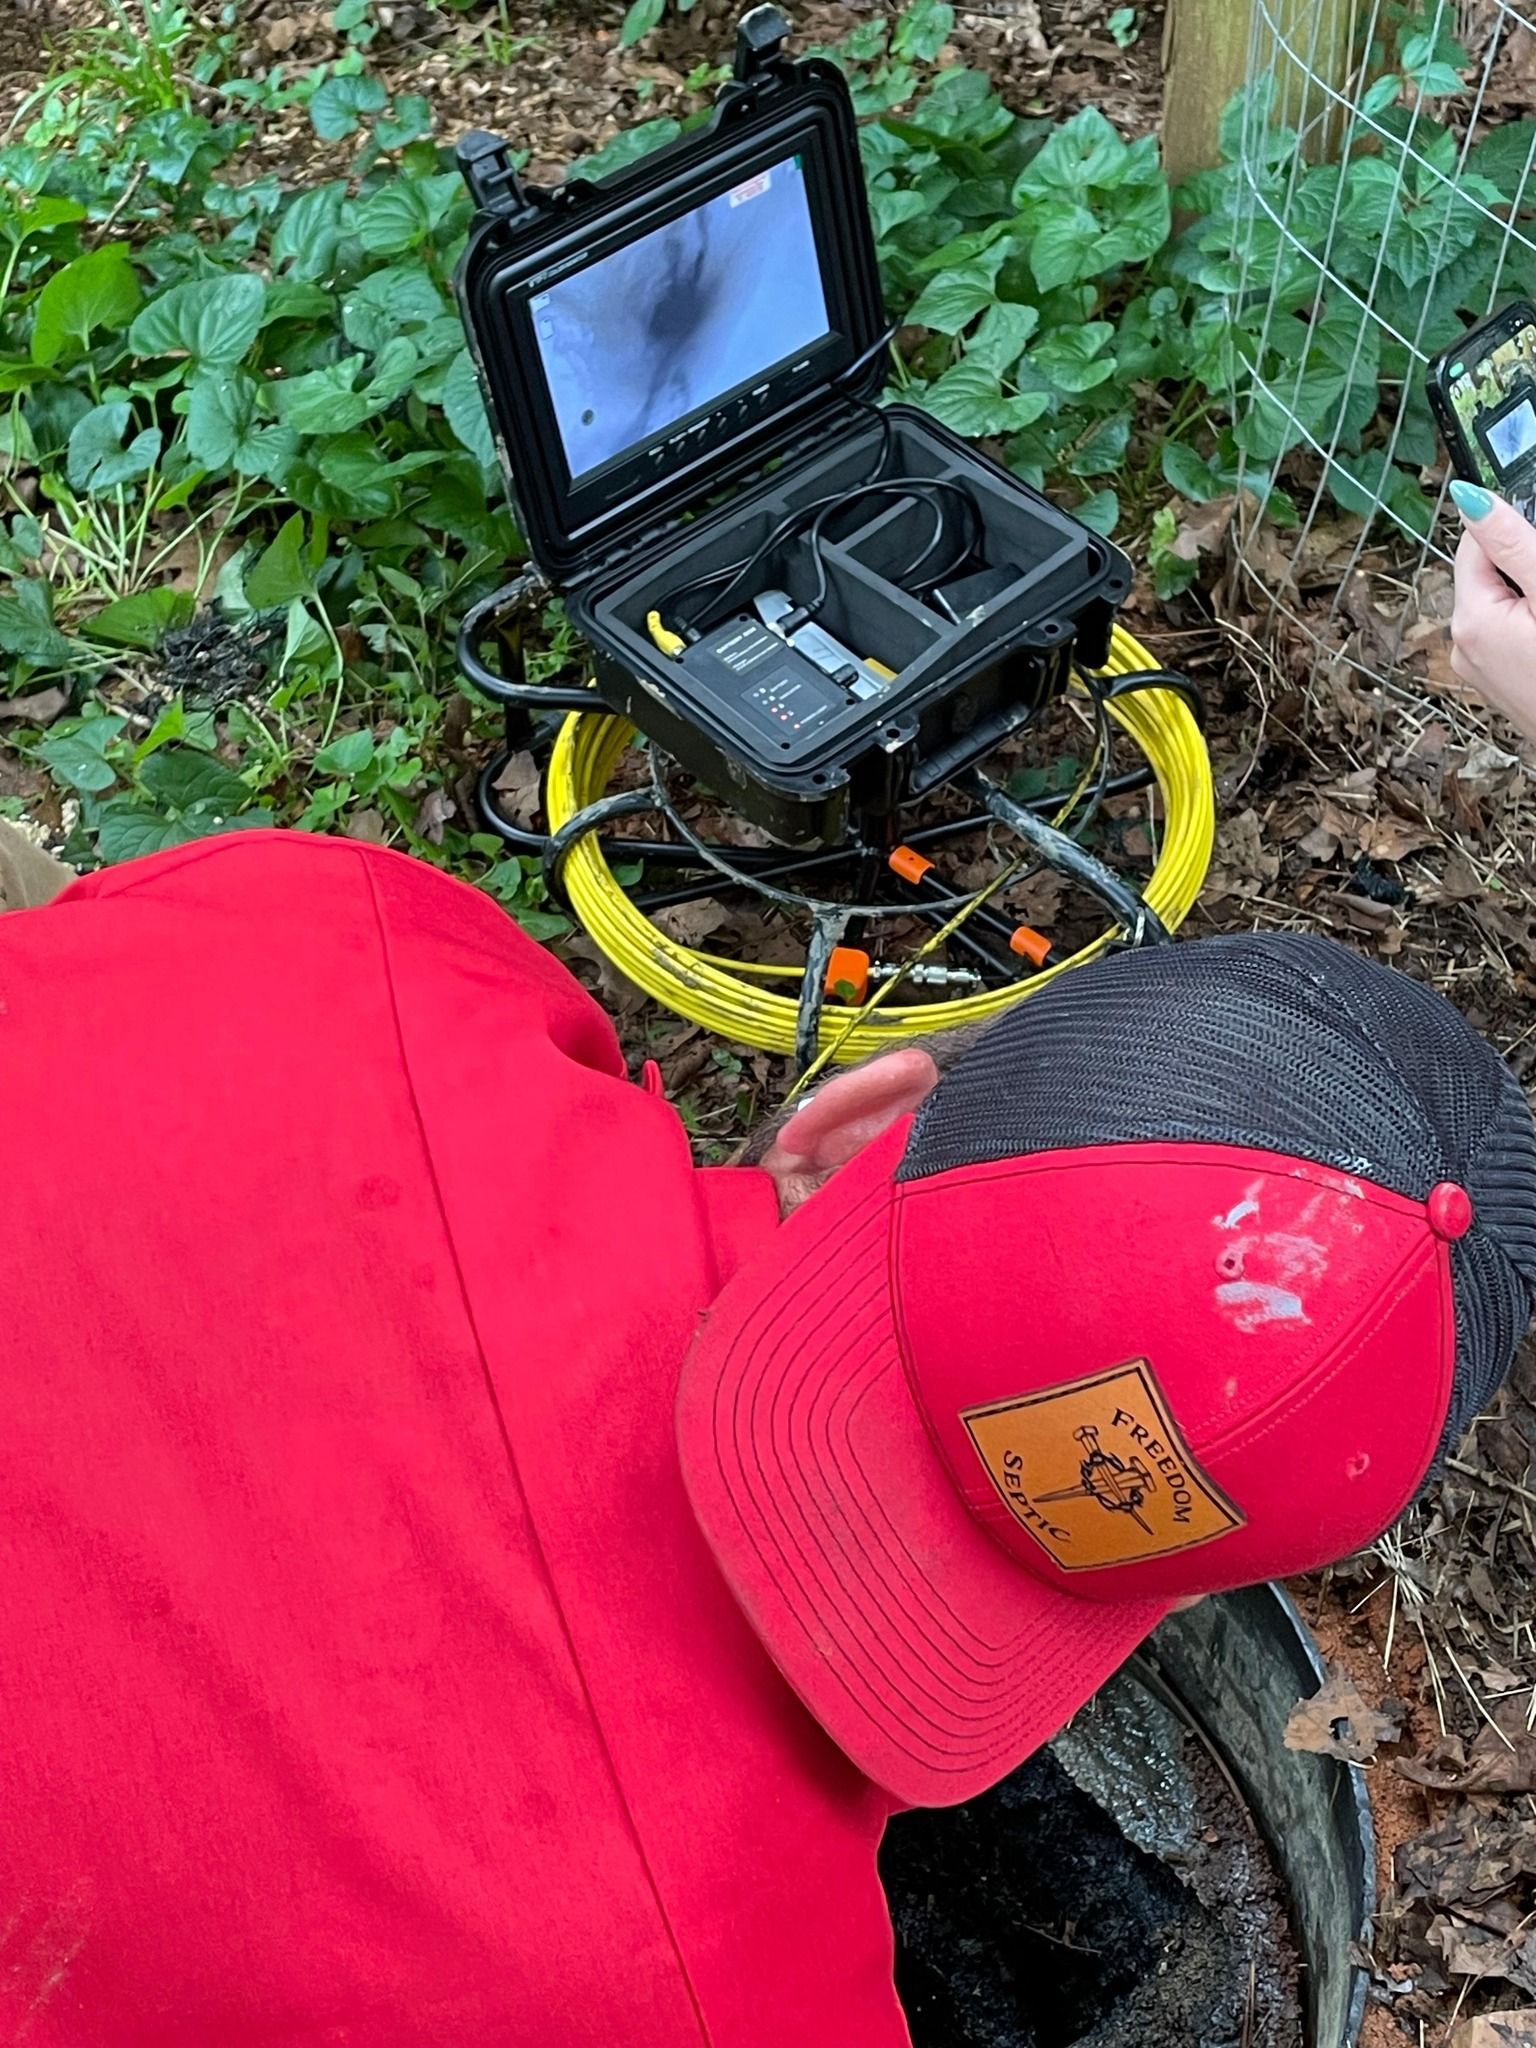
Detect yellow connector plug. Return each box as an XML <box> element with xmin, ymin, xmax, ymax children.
<box><xmin>646</xmin><ymin>610</ymin><xmax>686</xmax><ymax>659</ymax></box>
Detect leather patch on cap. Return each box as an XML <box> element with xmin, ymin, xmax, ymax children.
<box><xmin>962</xmin><ymin>1360</ymin><xmax>1245</xmax><ymax>1572</ymax></box>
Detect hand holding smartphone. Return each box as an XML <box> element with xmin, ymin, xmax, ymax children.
<box><xmin>1428</xmin><ymin>300</ymin><xmax>1536</xmax><ymax>593</ymax></box>
<box><xmin>1426</xmin><ymin>301</ymin><xmax>1536</xmax><ymax>738</ymax></box>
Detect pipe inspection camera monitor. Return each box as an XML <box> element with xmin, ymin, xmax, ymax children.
<box><xmin>454</xmin><ymin>9</ymin><xmax>1131</xmax><ymax>849</ymax></box>
<box><xmin>1429</xmin><ymin>299</ymin><xmax>1536</xmax><ymax>524</ymax></box>
<box><xmin>529</xmin><ymin>156</ymin><xmax>832</xmax><ymax>490</ymax></box>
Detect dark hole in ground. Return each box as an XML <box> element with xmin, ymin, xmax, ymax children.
<box><xmin>880</xmin><ymin>1672</ymin><xmax>1303</xmax><ymax>2048</ymax></box>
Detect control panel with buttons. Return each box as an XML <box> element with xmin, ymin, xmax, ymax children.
<box><xmin>640</xmin><ymin>362</ymin><xmax>815</xmax><ymax>479</ymax></box>
<box><xmin>676</xmin><ymin>614</ymin><xmax>847</xmax><ymax>747</ymax></box>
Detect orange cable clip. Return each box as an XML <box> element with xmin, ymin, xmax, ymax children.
<box><xmin>825</xmin><ymin>946</ymin><xmax>871</xmax><ymax>1004</ymax></box>
<box><xmin>888</xmin><ymin>845</ymin><xmax>934</xmax><ymax>887</ymax></box>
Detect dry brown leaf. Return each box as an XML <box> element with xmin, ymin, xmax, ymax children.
<box><xmin>1323</xmin><ymin>889</ymin><xmax>1397</xmax><ymax>935</ymax></box>
<box><xmin>1359</xmin><ymin>813</ymin><xmax>1438</xmax><ymax>863</ymax></box>
<box><xmin>412</xmin><ymin>788</ymin><xmax>455</xmax><ymax>845</ymax></box>
<box><xmin>156</xmin><ymin>528</ymin><xmax>241</xmax><ymax>599</ymax></box>
<box><xmin>1505</xmin><ymin>21</ymin><xmax>1536</xmax><ymax>90</ymax></box>
<box><xmin>1403</xmin><ymin>1733</ymin><xmax>1470</xmax><ymax>1781</ymax></box>
<box><xmin>1399</xmin><ymin>1726</ymin><xmax>1536</xmax><ymax>1796</ymax></box>
<box><xmin>1333</xmin><ymin>569</ymin><xmax>1419</xmax><ymax>672</ymax></box>
<box><xmin>1315</xmin><ymin>797</ymin><xmax>1362</xmax><ymax>845</ymax></box>
<box><xmin>440</xmin><ymin>692</ymin><xmax>472</xmax><ymax>755</ymax></box>
<box><xmin>1208</xmin><ymin>806</ymin><xmax>1281</xmax><ymax>897</ymax></box>
<box><xmin>1297</xmin><ymin>822</ymin><xmax>1340</xmax><ymax>862</ymax></box>
<box><xmin>1285</xmin><ymin>1668</ymin><xmax>1405</xmax><ymax>1763</ymax></box>
<box><xmin>1396</xmin><ymin>1806</ymin><xmax>1536</xmax><ymax>1909</ymax></box>
<box><xmin>1169</xmin><ymin>494</ymin><xmax>1235</xmax><ymax>563</ymax></box>
<box><xmin>1009</xmin><ymin>870</ymin><xmax>1066</xmax><ymax>927</ymax></box>
<box><xmin>0</xmin><ymin>686</ymin><xmax>67</xmax><ymax>726</ymax></box>
<box><xmin>697</xmin><ymin>808</ymin><xmax>775</xmax><ymax>850</ymax></box>
<box><xmin>1320</xmin><ymin>766</ymin><xmax>1379</xmax><ymax>808</ymax></box>
<box><xmin>562</xmin><ymin>935</ymin><xmax>649</xmax><ymax>1018</ymax></box>
<box><xmin>1298</xmin><ymin>517</ymin><xmax>1368</xmax><ymax>583</ymax></box>
<box><xmin>1429</xmin><ymin>1915</ymin><xmax>1519</xmax><ymax>1981</ymax></box>
<box><xmin>492</xmin><ymin>748</ymin><xmax>542</xmax><ymax>824</ymax></box>
<box><xmin>1237</xmin><ymin>517</ymin><xmax>1295</xmax><ymax>593</ymax></box>
<box><xmin>1426</xmin><ymin>1911</ymin><xmax>1536</xmax><ymax>1997</ymax></box>
<box><xmin>0</xmin><ymin>817</ymin><xmax>71</xmax><ymax>910</ymax></box>
<box><xmin>1417</xmin><ymin>850</ymin><xmax>1483</xmax><ymax>905</ymax></box>
<box><xmin>1469</xmin><ymin>894</ymin><xmax>1536</xmax><ymax>971</ymax></box>
<box><xmin>1000</xmin><ymin>0</ymin><xmax>1052</xmax><ymax>62</ymax></box>
<box><xmin>1464</xmin><ymin>1560</ymin><xmax>1506</xmax><ymax>1623</ymax></box>
<box><xmin>1317</xmin><ymin>649</ymin><xmax>1378</xmax><ymax>740</ymax></box>
<box><xmin>1392</xmin><ymin>722</ymin><xmax>1453</xmax><ymax>784</ymax></box>
<box><xmin>343</xmin><ymin>808</ymin><xmax>386</xmax><ymax>845</ymax></box>
<box><xmin>653</xmin><ymin>899</ymin><xmax>731</xmax><ymax>947</ymax></box>
<box><xmin>1412</xmin><ymin>562</ymin><xmax>1455</xmax><ymax>623</ymax></box>
<box><xmin>376</xmin><ymin>2</ymin><xmax>448</xmax><ymax>42</ymax></box>
<box><xmin>1472</xmin><ymin>1414</ymin><xmax>1534</xmax><ymax>1484</ymax></box>
<box><xmin>1405</xmin><ymin>617</ymin><xmax>1462</xmax><ymax>693</ymax></box>
<box><xmin>1469</xmin><ymin>1662</ymin><xmax>1528</xmax><ymax>1696</ymax></box>
<box><xmin>1452</xmin><ymin>2013</ymin><xmax>1536</xmax><ymax>2048</ymax></box>
<box><xmin>1453</xmin><ymin>739</ymin><xmax>1524</xmax><ymax>802</ymax></box>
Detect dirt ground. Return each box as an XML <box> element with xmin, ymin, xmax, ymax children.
<box><xmin>204</xmin><ymin>0</ymin><xmax>1166</xmax><ymax>184</ymax></box>
<box><xmin>6</xmin><ymin>1</ymin><xmax>1536</xmax><ymax>2040</ymax></box>
<box><xmin>0</xmin><ymin>1</ymin><xmax>50</xmax><ymax>113</ymax></box>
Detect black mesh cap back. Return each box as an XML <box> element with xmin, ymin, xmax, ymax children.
<box><xmin>899</xmin><ymin>932</ymin><xmax>1536</xmax><ymax>1464</ymax></box>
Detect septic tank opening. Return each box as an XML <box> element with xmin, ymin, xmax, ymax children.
<box><xmin>880</xmin><ymin>1661</ymin><xmax>1305</xmax><ymax>2048</ymax></box>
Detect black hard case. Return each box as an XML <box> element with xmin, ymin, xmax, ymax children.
<box><xmin>454</xmin><ymin>14</ymin><xmax>1132</xmax><ymax>848</ymax></box>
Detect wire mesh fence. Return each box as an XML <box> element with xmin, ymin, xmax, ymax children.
<box><xmin>1226</xmin><ymin>0</ymin><xmax>1536</xmax><ymax>690</ymax></box>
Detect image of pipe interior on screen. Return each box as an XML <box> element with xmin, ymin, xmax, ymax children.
<box><xmin>531</xmin><ymin>157</ymin><xmax>831</xmax><ymax>479</ymax></box>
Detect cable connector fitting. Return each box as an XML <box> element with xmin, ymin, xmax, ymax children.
<box><xmin>873</xmin><ymin>962</ymin><xmax>984</xmax><ymax>991</ymax></box>
<box><xmin>646</xmin><ymin>610</ymin><xmax>686</xmax><ymax>659</ymax></box>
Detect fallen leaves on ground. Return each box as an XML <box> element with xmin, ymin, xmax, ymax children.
<box><xmin>1399</xmin><ymin>1726</ymin><xmax>1536</xmax><ymax>1797</ymax></box>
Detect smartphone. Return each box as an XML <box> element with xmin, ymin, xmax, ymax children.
<box><xmin>1427</xmin><ymin>300</ymin><xmax>1536</xmax><ymax>524</ymax></box>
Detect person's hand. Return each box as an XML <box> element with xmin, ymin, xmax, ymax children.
<box><xmin>1448</xmin><ymin>479</ymin><xmax>1536</xmax><ymax>741</ymax></box>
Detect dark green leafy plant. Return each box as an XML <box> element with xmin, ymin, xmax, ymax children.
<box><xmin>0</xmin><ymin>0</ymin><xmax>1518</xmax><ymax>877</ymax></box>
<box><xmin>0</xmin><ymin>15</ymin><xmax>537</xmax><ymax>887</ymax></box>
<box><xmin>1177</xmin><ymin>55</ymin><xmax>1518</xmax><ymax>542</ymax></box>
<box><xmin>862</xmin><ymin>81</ymin><xmax>1186</xmax><ymax>538</ymax></box>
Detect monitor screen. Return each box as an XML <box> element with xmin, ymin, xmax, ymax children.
<box><xmin>1486</xmin><ymin>394</ymin><xmax>1536</xmax><ymax>474</ymax></box>
<box><xmin>529</xmin><ymin>155</ymin><xmax>832</xmax><ymax>482</ymax></box>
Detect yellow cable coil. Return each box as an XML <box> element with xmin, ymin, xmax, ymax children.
<box><xmin>545</xmin><ymin>623</ymin><xmax>1215</xmax><ymax>1059</ymax></box>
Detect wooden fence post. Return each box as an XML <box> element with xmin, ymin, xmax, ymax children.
<box><xmin>1160</xmin><ymin>0</ymin><xmax>1363</xmax><ymax>185</ymax></box>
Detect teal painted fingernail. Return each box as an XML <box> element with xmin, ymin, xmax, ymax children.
<box><xmin>1450</xmin><ymin>479</ymin><xmax>1495</xmax><ymax>520</ymax></box>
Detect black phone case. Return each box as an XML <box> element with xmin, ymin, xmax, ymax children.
<box><xmin>1427</xmin><ymin>299</ymin><xmax>1536</xmax><ymax>497</ymax></box>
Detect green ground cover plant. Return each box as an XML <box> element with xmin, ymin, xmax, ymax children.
<box><xmin>0</xmin><ymin>0</ymin><xmax>1523</xmax><ymax>895</ymax></box>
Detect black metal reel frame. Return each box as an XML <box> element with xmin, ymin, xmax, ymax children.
<box><xmin>458</xmin><ymin>571</ymin><xmax>1205</xmax><ymax>1066</ymax></box>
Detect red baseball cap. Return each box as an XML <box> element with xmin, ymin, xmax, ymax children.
<box><xmin>679</xmin><ymin>934</ymin><xmax>1536</xmax><ymax>1808</ymax></box>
